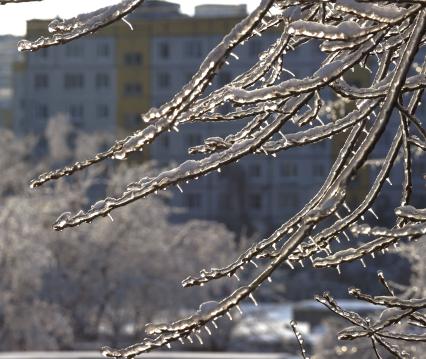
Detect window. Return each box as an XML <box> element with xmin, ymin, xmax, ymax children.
<box><xmin>96</xmin><ymin>104</ymin><xmax>109</xmax><ymax>119</ymax></box>
<box><xmin>65</xmin><ymin>43</ymin><xmax>84</xmax><ymax>58</ymax></box>
<box><xmin>317</xmin><ymin>140</ymin><xmax>327</xmax><ymax>148</ymax></box>
<box><xmin>279</xmin><ymin>192</ymin><xmax>299</xmax><ymax>209</ymax></box>
<box><xmin>280</xmin><ymin>162</ymin><xmax>298</xmax><ymax>177</ymax></box>
<box><xmin>185</xmin><ymin>73</ymin><xmax>193</xmax><ymax>82</ymax></box>
<box><xmin>35</xmin><ymin>104</ymin><xmax>49</xmax><ymax>120</ymax></box>
<box><xmin>185</xmin><ymin>193</ymin><xmax>202</xmax><ymax>209</ymax></box>
<box><xmin>349</xmin><ymin>78</ymin><xmax>363</xmax><ymax>88</ymax></box>
<box><xmin>124</xmin><ymin>82</ymin><xmax>142</xmax><ymax>96</ymax></box>
<box><xmin>249</xmin><ymin>39</ymin><xmax>262</xmax><ymax>57</ymax></box>
<box><xmin>248</xmin><ymin>163</ymin><xmax>262</xmax><ymax>177</ymax></box>
<box><xmin>220</xmin><ymin>102</ymin><xmax>233</xmax><ymax>114</ymax></box>
<box><xmin>70</xmin><ymin>104</ymin><xmax>84</xmax><ymax>123</ymax></box>
<box><xmin>249</xmin><ymin>193</ymin><xmax>263</xmax><ymax>210</ymax></box>
<box><xmin>218</xmin><ymin>71</ymin><xmax>232</xmax><ymax>87</ymax></box>
<box><xmin>413</xmin><ymin>162</ymin><xmax>426</xmax><ymax>176</ymax></box>
<box><xmin>125</xmin><ymin>113</ymin><xmax>140</xmax><ymax>128</ymax></box>
<box><xmin>157</xmin><ymin>72</ymin><xmax>171</xmax><ymax>88</ymax></box>
<box><xmin>313</xmin><ymin>163</ymin><xmax>326</xmax><ymax>177</ymax></box>
<box><xmin>34</xmin><ymin>73</ymin><xmax>48</xmax><ymax>89</ymax></box>
<box><xmin>39</xmin><ymin>48</ymin><xmax>48</xmax><ymax>59</ymax></box>
<box><xmin>158</xmin><ymin>42</ymin><xmax>170</xmax><ymax>59</ymax></box>
<box><xmin>64</xmin><ymin>73</ymin><xmax>84</xmax><ymax>89</ymax></box>
<box><xmin>124</xmin><ymin>52</ymin><xmax>143</xmax><ymax>65</ymax></box>
<box><xmin>218</xmin><ymin>192</ymin><xmax>233</xmax><ymax>210</ymax></box>
<box><xmin>186</xmin><ymin>133</ymin><xmax>201</xmax><ymax>147</ymax></box>
<box><xmin>185</xmin><ymin>40</ymin><xmax>202</xmax><ymax>58</ymax></box>
<box><xmin>97</xmin><ymin>43</ymin><xmax>110</xmax><ymax>58</ymax></box>
<box><xmin>95</xmin><ymin>73</ymin><xmax>110</xmax><ymax>89</ymax></box>
<box><xmin>160</xmin><ymin>134</ymin><xmax>169</xmax><ymax>149</ymax></box>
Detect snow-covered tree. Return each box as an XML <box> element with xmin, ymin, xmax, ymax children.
<box><xmin>0</xmin><ymin>122</ymin><xmax>239</xmax><ymax>350</ymax></box>
<box><xmin>2</xmin><ymin>0</ymin><xmax>426</xmax><ymax>357</ymax></box>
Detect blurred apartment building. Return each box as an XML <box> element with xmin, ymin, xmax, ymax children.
<box><xmin>12</xmin><ymin>0</ymin><xmax>334</xmax><ymax>233</ymax></box>
<box><xmin>0</xmin><ymin>35</ymin><xmax>21</xmax><ymax>128</ymax></box>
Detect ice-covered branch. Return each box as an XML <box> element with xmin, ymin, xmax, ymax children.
<box><xmin>18</xmin><ymin>1</ymin><xmax>146</xmax><ymax>51</ymax></box>
<box><xmin>13</xmin><ymin>0</ymin><xmax>426</xmax><ymax>356</ymax></box>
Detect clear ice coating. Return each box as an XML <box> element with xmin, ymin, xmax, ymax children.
<box><xmin>16</xmin><ymin>0</ymin><xmax>146</xmax><ymax>51</ymax></box>
<box><xmin>6</xmin><ymin>0</ymin><xmax>424</xmax><ymax>356</ymax></box>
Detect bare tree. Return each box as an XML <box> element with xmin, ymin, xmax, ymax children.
<box><xmin>2</xmin><ymin>0</ymin><xmax>426</xmax><ymax>358</ymax></box>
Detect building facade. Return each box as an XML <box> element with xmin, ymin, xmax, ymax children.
<box><xmin>13</xmin><ymin>1</ymin><xmax>338</xmax><ymax>233</ymax></box>
<box><xmin>0</xmin><ymin>35</ymin><xmax>21</xmax><ymax>128</ymax></box>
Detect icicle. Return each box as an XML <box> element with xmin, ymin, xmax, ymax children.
<box><xmin>386</xmin><ymin>178</ymin><xmax>393</xmax><ymax>186</ymax></box>
<box><xmin>286</xmin><ymin>260</ymin><xmax>295</xmax><ymax>269</ymax></box>
<box><xmin>226</xmin><ymin>311</ymin><xmax>233</xmax><ymax>321</ymax></box>
<box><xmin>195</xmin><ymin>334</ymin><xmax>203</xmax><ymax>345</ymax></box>
<box><xmin>268</xmin><ymin>276</ymin><xmax>272</xmax><ymax>282</ymax></box>
<box><xmin>179</xmin><ymin>338</ymin><xmax>184</xmax><ymax>344</ymax></box>
<box><xmin>336</xmin><ymin>265</ymin><xmax>341</xmax><ymax>275</ymax></box>
<box><xmin>279</xmin><ymin>130</ymin><xmax>288</xmax><ymax>142</ymax></box>
<box><xmin>107</xmin><ymin>213</ymin><xmax>114</xmax><ymax>222</ymax></box>
<box><xmin>187</xmin><ymin>336</ymin><xmax>193</xmax><ymax>344</ymax></box>
<box><xmin>360</xmin><ymin>258</ymin><xmax>367</xmax><ymax>268</ymax></box>
<box><xmin>283</xmin><ymin>67</ymin><xmax>296</xmax><ymax>77</ymax></box>
<box><xmin>249</xmin><ymin>293</ymin><xmax>258</xmax><ymax>306</ymax></box>
<box><xmin>343</xmin><ymin>202</ymin><xmax>351</xmax><ymax>212</ymax></box>
<box><xmin>166</xmin><ymin>343</ymin><xmax>171</xmax><ymax>349</ymax></box>
<box><xmin>251</xmin><ymin>260</ymin><xmax>258</xmax><ymax>268</ymax></box>
<box><xmin>177</xmin><ymin>184</ymin><xmax>183</xmax><ymax>193</ymax></box>
<box><xmin>205</xmin><ymin>326</ymin><xmax>212</xmax><ymax>336</ymax></box>
<box><xmin>212</xmin><ymin>320</ymin><xmax>218</xmax><ymax>329</ymax></box>
<box><xmin>236</xmin><ymin>305</ymin><xmax>243</xmax><ymax>315</ymax></box>
<box><xmin>343</xmin><ymin>231</ymin><xmax>351</xmax><ymax>242</ymax></box>
<box><xmin>122</xmin><ymin>17</ymin><xmax>134</xmax><ymax>31</ymax></box>
<box><xmin>230</xmin><ymin>52</ymin><xmax>239</xmax><ymax>60</ymax></box>
<box><xmin>233</xmin><ymin>273</ymin><xmax>240</xmax><ymax>281</ymax></box>
<box><xmin>368</xmin><ymin>208</ymin><xmax>379</xmax><ymax>220</ymax></box>
<box><xmin>299</xmin><ymin>260</ymin><xmax>304</xmax><ymax>268</ymax></box>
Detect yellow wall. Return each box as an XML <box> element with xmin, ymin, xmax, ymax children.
<box><xmin>331</xmin><ymin>65</ymin><xmax>372</xmax><ymax>205</ymax></box>
<box><xmin>23</xmin><ymin>16</ymin><xmax>243</xmax><ymax>162</ymax></box>
<box><xmin>114</xmin><ymin>17</ymin><xmax>243</xmax><ymax>135</ymax></box>
<box><xmin>0</xmin><ymin>108</ymin><xmax>12</xmax><ymax>128</ymax></box>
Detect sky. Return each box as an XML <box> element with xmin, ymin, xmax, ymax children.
<box><xmin>0</xmin><ymin>0</ymin><xmax>258</xmax><ymax>36</ymax></box>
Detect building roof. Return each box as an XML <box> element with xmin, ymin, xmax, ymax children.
<box><xmin>127</xmin><ymin>0</ymin><xmax>188</xmax><ymax>20</ymax></box>
<box><xmin>195</xmin><ymin>4</ymin><xmax>248</xmax><ymax>18</ymax></box>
